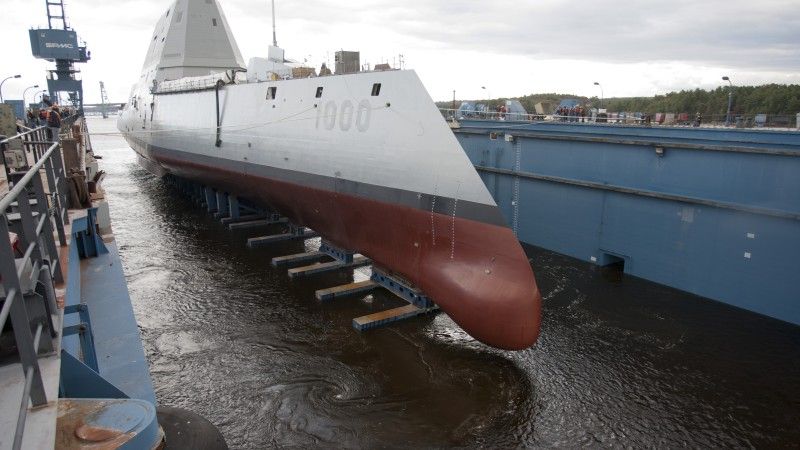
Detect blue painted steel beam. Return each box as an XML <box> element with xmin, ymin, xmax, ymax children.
<box><xmin>454</xmin><ymin>121</ymin><xmax>800</xmax><ymax>326</ymax></box>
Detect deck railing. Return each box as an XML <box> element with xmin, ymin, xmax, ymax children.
<box><xmin>0</xmin><ymin>122</ymin><xmax>69</xmax><ymax>449</ymax></box>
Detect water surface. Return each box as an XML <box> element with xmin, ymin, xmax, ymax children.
<box><xmin>89</xmin><ymin>116</ymin><xmax>800</xmax><ymax>448</ymax></box>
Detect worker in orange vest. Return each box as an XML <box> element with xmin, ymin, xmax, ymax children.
<box><xmin>47</xmin><ymin>105</ymin><xmax>62</xmax><ymax>142</ymax></box>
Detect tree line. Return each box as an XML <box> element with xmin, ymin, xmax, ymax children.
<box><xmin>439</xmin><ymin>84</ymin><xmax>800</xmax><ymax>117</ymax></box>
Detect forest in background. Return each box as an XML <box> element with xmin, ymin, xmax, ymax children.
<box><xmin>437</xmin><ymin>84</ymin><xmax>800</xmax><ymax>118</ymax></box>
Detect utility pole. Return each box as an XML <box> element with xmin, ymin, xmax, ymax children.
<box><xmin>452</xmin><ymin>90</ymin><xmax>456</xmax><ymax>111</ymax></box>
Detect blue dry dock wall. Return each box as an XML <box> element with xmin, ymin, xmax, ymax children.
<box><xmin>455</xmin><ymin>120</ymin><xmax>800</xmax><ymax>325</ymax></box>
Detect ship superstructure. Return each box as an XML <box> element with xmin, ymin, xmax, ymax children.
<box><xmin>118</xmin><ymin>0</ymin><xmax>541</xmax><ymax>350</ymax></box>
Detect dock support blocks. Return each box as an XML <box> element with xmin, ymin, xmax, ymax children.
<box><xmin>369</xmin><ymin>268</ymin><xmax>433</xmax><ymax>309</ymax></box>
<box><xmin>311</xmin><ymin>263</ymin><xmax>438</xmax><ymax>331</ymax></box>
<box><xmin>351</xmin><ymin>268</ymin><xmax>438</xmax><ymax>331</ymax></box>
<box><xmin>285</xmin><ymin>240</ymin><xmax>369</xmax><ymax>278</ymax></box>
<box><xmin>247</xmin><ymin>224</ymin><xmax>318</xmax><ymax>248</ymax></box>
<box><xmin>204</xmin><ymin>187</ymin><xmax>217</xmax><ymax>213</ymax></box>
<box><xmin>164</xmin><ymin>174</ymin><xmax>438</xmax><ymax>334</ymax></box>
<box><xmin>319</xmin><ymin>240</ymin><xmax>354</xmax><ymax>263</ymax></box>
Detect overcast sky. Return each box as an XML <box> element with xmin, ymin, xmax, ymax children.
<box><xmin>3</xmin><ymin>0</ymin><xmax>799</xmax><ymax>104</ymax></box>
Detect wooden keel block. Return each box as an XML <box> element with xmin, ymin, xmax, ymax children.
<box><xmin>270</xmin><ymin>251</ymin><xmax>326</xmax><ymax>267</ymax></box>
<box><xmin>352</xmin><ymin>304</ymin><xmax>437</xmax><ymax>331</ymax></box>
<box><xmin>287</xmin><ymin>256</ymin><xmax>370</xmax><ymax>279</ymax></box>
<box><xmin>315</xmin><ymin>280</ymin><xmax>377</xmax><ymax>301</ymax></box>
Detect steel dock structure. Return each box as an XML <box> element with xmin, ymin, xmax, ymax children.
<box><xmin>0</xmin><ymin>117</ymin><xmax>162</xmax><ymax>448</ymax></box>
<box><xmin>451</xmin><ymin>118</ymin><xmax>799</xmax><ymax>325</ymax></box>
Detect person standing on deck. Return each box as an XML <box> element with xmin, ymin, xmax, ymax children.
<box><xmin>47</xmin><ymin>105</ymin><xmax>62</xmax><ymax>142</ymax></box>
<box><xmin>694</xmin><ymin>111</ymin><xmax>702</xmax><ymax>127</ymax></box>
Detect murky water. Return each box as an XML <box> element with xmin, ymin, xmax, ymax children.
<box><xmin>89</xmin><ymin>116</ymin><xmax>800</xmax><ymax>448</ymax></box>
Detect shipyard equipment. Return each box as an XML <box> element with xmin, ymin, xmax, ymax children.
<box><xmin>29</xmin><ymin>0</ymin><xmax>90</xmax><ymax>111</ymax></box>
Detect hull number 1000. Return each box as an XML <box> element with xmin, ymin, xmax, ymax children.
<box><xmin>316</xmin><ymin>100</ymin><xmax>371</xmax><ymax>132</ymax></box>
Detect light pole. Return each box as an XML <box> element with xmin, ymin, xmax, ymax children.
<box><xmin>722</xmin><ymin>76</ymin><xmax>733</xmax><ymax>126</ymax></box>
<box><xmin>23</xmin><ymin>84</ymin><xmax>40</xmax><ymax>107</ymax></box>
<box><xmin>480</xmin><ymin>86</ymin><xmax>491</xmax><ymax>116</ymax></box>
<box><xmin>593</xmin><ymin>81</ymin><xmax>603</xmax><ymax>109</ymax></box>
<box><xmin>35</xmin><ymin>90</ymin><xmax>48</xmax><ymax>105</ymax></box>
<box><xmin>0</xmin><ymin>74</ymin><xmax>22</xmax><ymax>102</ymax></box>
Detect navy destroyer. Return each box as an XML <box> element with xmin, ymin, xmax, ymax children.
<box><xmin>118</xmin><ymin>0</ymin><xmax>541</xmax><ymax>350</ymax></box>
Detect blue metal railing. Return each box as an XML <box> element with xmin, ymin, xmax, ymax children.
<box><xmin>0</xmin><ymin>123</ymin><xmax>69</xmax><ymax>450</ymax></box>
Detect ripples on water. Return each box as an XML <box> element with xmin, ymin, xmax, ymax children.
<box><xmin>89</xmin><ymin>117</ymin><xmax>800</xmax><ymax>448</ymax></box>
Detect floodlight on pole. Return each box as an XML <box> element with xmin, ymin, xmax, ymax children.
<box><xmin>0</xmin><ymin>74</ymin><xmax>22</xmax><ymax>102</ymax></box>
<box><xmin>593</xmin><ymin>81</ymin><xmax>603</xmax><ymax>109</ymax></box>
<box><xmin>722</xmin><ymin>76</ymin><xmax>734</xmax><ymax>126</ymax></box>
<box><xmin>23</xmin><ymin>84</ymin><xmax>40</xmax><ymax>106</ymax></box>
<box><xmin>35</xmin><ymin>89</ymin><xmax>48</xmax><ymax>104</ymax></box>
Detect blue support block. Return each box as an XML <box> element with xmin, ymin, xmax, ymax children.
<box><xmin>215</xmin><ymin>191</ymin><xmax>229</xmax><ymax>219</ymax></box>
<box><xmin>319</xmin><ymin>240</ymin><xmax>355</xmax><ymax>263</ymax></box>
<box><xmin>228</xmin><ymin>195</ymin><xmax>240</xmax><ymax>219</ymax></box>
<box><xmin>194</xmin><ymin>184</ymin><xmax>205</xmax><ymax>207</ymax></box>
<box><xmin>277</xmin><ymin>238</ymin><xmax>368</xmax><ymax>277</ymax></box>
<box><xmin>370</xmin><ymin>268</ymin><xmax>434</xmax><ymax>308</ymax></box>
<box><xmin>204</xmin><ymin>187</ymin><xmax>217</xmax><ymax>213</ymax></box>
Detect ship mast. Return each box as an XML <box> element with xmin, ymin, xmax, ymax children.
<box><xmin>271</xmin><ymin>0</ymin><xmax>277</xmax><ymax>47</ymax></box>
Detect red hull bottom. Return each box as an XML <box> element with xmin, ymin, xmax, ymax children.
<box><xmin>157</xmin><ymin>152</ymin><xmax>541</xmax><ymax>350</ymax></box>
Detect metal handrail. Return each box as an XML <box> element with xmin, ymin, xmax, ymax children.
<box><xmin>0</xmin><ymin>120</ymin><xmax>71</xmax><ymax>450</ymax></box>
<box><xmin>439</xmin><ymin>108</ymin><xmax>647</xmax><ymax>124</ymax></box>
<box><xmin>0</xmin><ymin>126</ymin><xmax>45</xmax><ymax>145</ymax></box>
<box><xmin>0</xmin><ymin>112</ymin><xmax>81</xmax><ymax>146</ymax></box>
<box><xmin>0</xmin><ymin>142</ymin><xmax>58</xmax><ymax>212</ymax></box>
<box><xmin>440</xmin><ymin>108</ymin><xmax>800</xmax><ymax>129</ymax></box>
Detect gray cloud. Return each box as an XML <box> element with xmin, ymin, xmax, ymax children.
<box><xmin>256</xmin><ymin>0</ymin><xmax>800</xmax><ymax>70</ymax></box>
<box><xmin>3</xmin><ymin>0</ymin><xmax>798</xmax><ymax>103</ymax></box>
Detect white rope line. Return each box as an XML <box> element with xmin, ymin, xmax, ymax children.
<box><xmin>450</xmin><ymin>183</ymin><xmax>460</xmax><ymax>260</ymax></box>
<box><xmin>430</xmin><ymin>184</ymin><xmax>438</xmax><ymax>246</ymax></box>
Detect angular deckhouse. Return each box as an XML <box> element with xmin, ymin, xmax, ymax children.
<box><xmin>118</xmin><ymin>0</ymin><xmax>542</xmax><ymax>350</ymax></box>
<box><xmin>142</xmin><ymin>0</ymin><xmax>245</xmax><ymax>81</ymax></box>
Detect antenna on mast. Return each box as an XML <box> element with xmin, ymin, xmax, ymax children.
<box><xmin>271</xmin><ymin>0</ymin><xmax>277</xmax><ymax>47</ymax></box>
